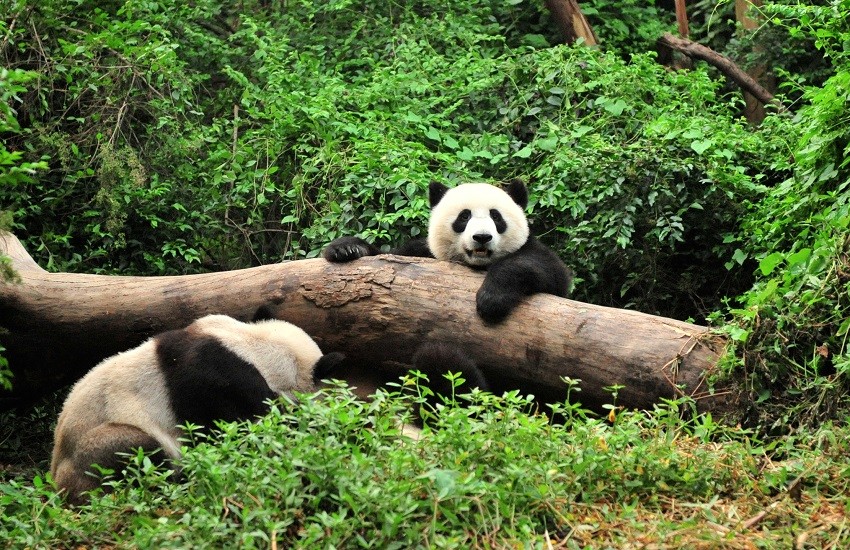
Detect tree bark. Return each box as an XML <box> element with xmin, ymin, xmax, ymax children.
<box><xmin>657</xmin><ymin>32</ymin><xmax>783</xmax><ymax>114</ymax></box>
<box><xmin>735</xmin><ymin>0</ymin><xmax>773</xmax><ymax>125</ymax></box>
<box><xmin>545</xmin><ymin>0</ymin><xmax>598</xmax><ymax>46</ymax></box>
<box><xmin>674</xmin><ymin>0</ymin><xmax>690</xmax><ymax>38</ymax></box>
<box><xmin>0</xmin><ymin>232</ymin><xmax>732</xmax><ymax>416</ymax></box>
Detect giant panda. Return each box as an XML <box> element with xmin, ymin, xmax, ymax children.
<box><xmin>323</xmin><ymin>178</ymin><xmax>573</xmax><ymax>324</ymax></box>
<box><xmin>50</xmin><ymin>314</ymin><xmax>344</xmax><ymax>504</ymax></box>
<box><xmin>323</xmin><ymin>179</ymin><xmax>572</xmax><ymax>417</ymax></box>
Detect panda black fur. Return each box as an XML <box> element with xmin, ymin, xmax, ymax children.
<box><xmin>324</xmin><ymin>179</ymin><xmax>573</xmax><ymax>324</ymax></box>
<box><xmin>50</xmin><ymin>314</ymin><xmax>344</xmax><ymax>504</ymax></box>
<box><xmin>408</xmin><ymin>342</ymin><xmax>489</xmax><ymax>425</ymax></box>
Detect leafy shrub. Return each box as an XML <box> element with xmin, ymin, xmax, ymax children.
<box><xmin>583</xmin><ymin>0</ymin><xmax>673</xmax><ymax>56</ymax></box>
<box><xmin>718</xmin><ymin>2</ymin><xmax>850</xmax><ymax>432</ymax></box>
<box><xmin>0</xmin><ymin>68</ymin><xmax>46</xmax><ymax>196</ymax></box>
<box><xmin>0</xmin><ymin>64</ymin><xmax>48</xmax><ymax>389</ymax></box>
<box><xmin>4</xmin><ymin>387</ymin><xmax>847</xmax><ymax>548</ymax></box>
<box><xmin>0</xmin><ymin>0</ymin><xmax>794</xmax><ymax>323</ymax></box>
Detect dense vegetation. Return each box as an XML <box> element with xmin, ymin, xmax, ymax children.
<box><xmin>3</xmin><ymin>386</ymin><xmax>850</xmax><ymax>548</ymax></box>
<box><xmin>1</xmin><ymin>0</ymin><xmax>849</xmax><ymax>546</ymax></box>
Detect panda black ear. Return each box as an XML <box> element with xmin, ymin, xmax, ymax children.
<box><xmin>505</xmin><ymin>178</ymin><xmax>528</xmax><ymax>209</ymax></box>
<box><xmin>312</xmin><ymin>352</ymin><xmax>346</xmax><ymax>384</ymax></box>
<box><xmin>252</xmin><ymin>305</ymin><xmax>275</xmax><ymax>322</ymax></box>
<box><xmin>429</xmin><ymin>180</ymin><xmax>449</xmax><ymax>207</ymax></box>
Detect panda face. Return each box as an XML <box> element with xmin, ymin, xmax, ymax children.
<box><xmin>427</xmin><ymin>182</ymin><xmax>530</xmax><ymax>267</ymax></box>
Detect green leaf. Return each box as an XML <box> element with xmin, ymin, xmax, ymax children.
<box><xmin>691</xmin><ymin>139</ymin><xmax>713</xmax><ymax>155</ymax></box>
<box><xmin>522</xmin><ymin>34</ymin><xmax>549</xmax><ymax>49</ymax></box>
<box><xmin>457</xmin><ymin>147</ymin><xmax>474</xmax><ymax>161</ymax></box>
<box><xmin>837</xmin><ymin>317</ymin><xmax>850</xmax><ymax>337</ymax></box>
<box><xmin>731</xmin><ymin>248</ymin><xmax>747</xmax><ymax>266</ymax></box>
<box><xmin>759</xmin><ymin>252</ymin><xmax>784</xmax><ymax>276</ymax></box>
<box><xmin>537</xmin><ymin>136</ymin><xmax>558</xmax><ymax>152</ymax></box>
<box><xmin>571</xmin><ymin>125</ymin><xmax>594</xmax><ymax>138</ymax></box>
<box><xmin>425</xmin><ymin>127</ymin><xmax>440</xmax><ymax>141</ymax></box>
<box><xmin>729</xmin><ymin>326</ymin><xmax>749</xmax><ymax>342</ymax></box>
<box><xmin>602</xmin><ymin>99</ymin><xmax>628</xmax><ymax>116</ymax></box>
<box><xmin>787</xmin><ymin>248</ymin><xmax>811</xmax><ymax>269</ymax></box>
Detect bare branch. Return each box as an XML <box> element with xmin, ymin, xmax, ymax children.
<box><xmin>657</xmin><ymin>32</ymin><xmax>784</xmax><ymax>113</ymax></box>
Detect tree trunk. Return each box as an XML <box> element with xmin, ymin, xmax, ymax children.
<box><xmin>675</xmin><ymin>0</ymin><xmax>690</xmax><ymax>38</ymax></box>
<box><xmin>735</xmin><ymin>0</ymin><xmax>773</xmax><ymax>125</ymax></box>
<box><xmin>0</xmin><ymin>232</ymin><xmax>733</xmax><ymax>416</ymax></box>
<box><xmin>544</xmin><ymin>0</ymin><xmax>598</xmax><ymax>46</ymax></box>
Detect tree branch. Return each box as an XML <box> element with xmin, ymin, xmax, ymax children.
<box><xmin>657</xmin><ymin>32</ymin><xmax>784</xmax><ymax>113</ymax></box>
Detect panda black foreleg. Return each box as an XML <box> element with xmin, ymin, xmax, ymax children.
<box><xmin>322</xmin><ymin>236</ymin><xmax>382</xmax><ymax>263</ymax></box>
<box><xmin>409</xmin><ymin>342</ymin><xmax>488</xmax><ymax>426</ymax></box>
<box><xmin>475</xmin><ymin>254</ymin><xmax>539</xmax><ymax>323</ymax></box>
<box><xmin>388</xmin><ymin>238</ymin><xmax>433</xmax><ymax>258</ymax></box>
<box><xmin>475</xmin><ymin>256</ymin><xmax>551</xmax><ymax>324</ymax></box>
<box><xmin>476</xmin><ymin>280</ymin><xmax>525</xmax><ymax>324</ymax></box>
<box><xmin>323</xmin><ymin>236</ymin><xmax>433</xmax><ymax>262</ymax></box>
<box><xmin>476</xmin><ymin>240</ymin><xmax>573</xmax><ymax>324</ymax></box>
<box><xmin>312</xmin><ymin>352</ymin><xmax>347</xmax><ymax>385</ymax></box>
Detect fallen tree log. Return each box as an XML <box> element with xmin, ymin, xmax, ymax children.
<box><xmin>0</xmin><ymin>231</ymin><xmax>732</xmax><ymax>415</ymax></box>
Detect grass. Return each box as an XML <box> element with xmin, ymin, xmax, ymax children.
<box><xmin>1</xmin><ymin>384</ymin><xmax>848</xmax><ymax>548</ymax></box>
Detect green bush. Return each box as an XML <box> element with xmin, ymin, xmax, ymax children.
<box><xmin>718</xmin><ymin>2</ymin><xmax>850</xmax><ymax>432</ymax></box>
<box><xmin>4</xmin><ymin>0</ymin><xmax>849</xmax><ymax>430</ymax></box>
<box><xmin>0</xmin><ymin>64</ymin><xmax>48</xmax><ymax>390</ymax></box>
<box><xmin>583</xmin><ymin>0</ymin><xmax>673</xmax><ymax>56</ymax></box>
<box><xmin>1</xmin><ymin>0</ymin><xmax>794</xmax><ymax>323</ymax></box>
<box><xmin>3</xmin><ymin>387</ymin><xmax>848</xmax><ymax>548</ymax></box>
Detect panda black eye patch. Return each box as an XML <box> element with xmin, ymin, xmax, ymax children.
<box><xmin>452</xmin><ymin>209</ymin><xmax>472</xmax><ymax>233</ymax></box>
<box><xmin>490</xmin><ymin>209</ymin><xmax>507</xmax><ymax>234</ymax></box>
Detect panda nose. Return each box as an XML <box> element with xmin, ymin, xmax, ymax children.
<box><xmin>473</xmin><ymin>233</ymin><xmax>492</xmax><ymax>244</ymax></box>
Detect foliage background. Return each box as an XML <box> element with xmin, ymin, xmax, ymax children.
<box><xmin>1</xmin><ymin>0</ymin><xmax>849</xmax><ymax>429</ymax></box>
<box><xmin>1</xmin><ymin>0</ymin><xmax>793</xmax><ymax>321</ymax></box>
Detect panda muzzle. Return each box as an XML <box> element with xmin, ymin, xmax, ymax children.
<box><xmin>467</xmin><ymin>247</ymin><xmax>492</xmax><ymax>258</ymax></box>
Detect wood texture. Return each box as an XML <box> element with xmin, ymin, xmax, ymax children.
<box><xmin>1</xmin><ymin>232</ymin><xmax>731</xmax><ymax>415</ymax></box>
<box><xmin>544</xmin><ymin>0</ymin><xmax>598</xmax><ymax>46</ymax></box>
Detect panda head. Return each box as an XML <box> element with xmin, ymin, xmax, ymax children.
<box><xmin>193</xmin><ymin>314</ymin><xmax>344</xmax><ymax>396</ymax></box>
<box><xmin>427</xmin><ymin>179</ymin><xmax>530</xmax><ymax>268</ymax></box>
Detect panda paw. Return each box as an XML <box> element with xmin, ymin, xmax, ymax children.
<box><xmin>475</xmin><ymin>288</ymin><xmax>521</xmax><ymax>324</ymax></box>
<box><xmin>323</xmin><ymin>237</ymin><xmax>378</xmax><ymax>263</ymax></box>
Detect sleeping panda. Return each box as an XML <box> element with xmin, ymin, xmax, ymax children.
<box><xmin>50</xmin><ymin>314</ymin><xmax>344</xmax><ymax>504</ymax></box>
<box><xmin>323</xmin><ymin>178</ymin><xmax>573</xmax><ymax>324</ymax></box>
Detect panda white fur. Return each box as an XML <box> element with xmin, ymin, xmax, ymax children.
<box><xmin>50</xmin><ymin>314</ymin><xmax>344</xmax><ymax>504</ymax></box>
<box><xmin>323</xmin><ymin>178</ymin><xmax>573</xmax><ymax>323</ymax></box>
<box><xmin>323</xmin><ymin>179</ymin><xmax>573</xmax><ymax>415</ymax></box>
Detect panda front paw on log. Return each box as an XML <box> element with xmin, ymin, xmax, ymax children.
<box><xmin>49</xmin><ymin>314</ymin><xmax>344</xmax><ymax>505</ymax></box>
<box><xmin>323</xmin><ymin>178</ymin><xmax>573</xmax><ymax>324</ymax></box>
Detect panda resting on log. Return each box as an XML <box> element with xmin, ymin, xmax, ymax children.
<box><xmin>50</xmin><ymin>314</ymin><xmax>344</xmax><ymax>504</ymax></box>
<box><xmin>323</xmin><ymin>179</ymin><xmax>573</xmax><ymax>414</ymax></box>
